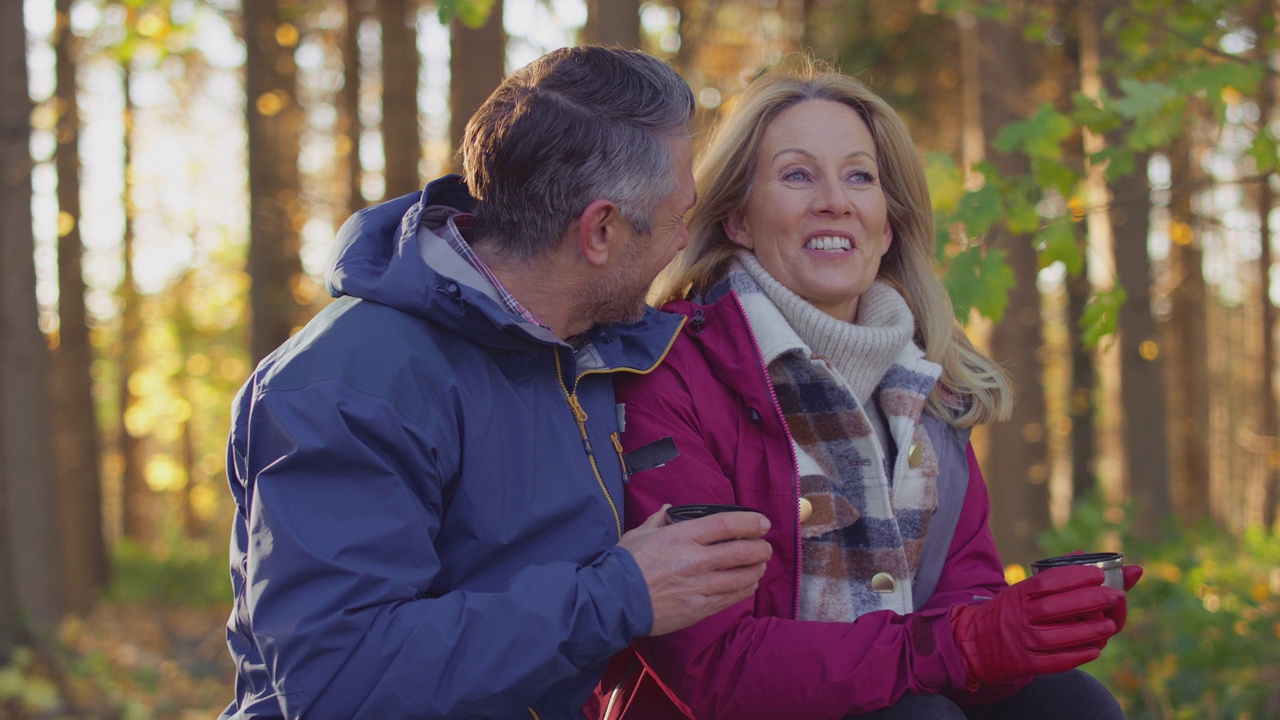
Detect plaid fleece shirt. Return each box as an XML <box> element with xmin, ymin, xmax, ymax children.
<box><xmin>438</xmin><ymin>212</ymin><xmax>550</xmax><ymax>331</ymax></box>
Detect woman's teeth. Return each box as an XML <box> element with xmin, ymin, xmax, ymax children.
<box><xmin>805</xmin><ymin>236</ymin><xmax>852</xmax><ymax>251</ymax></box>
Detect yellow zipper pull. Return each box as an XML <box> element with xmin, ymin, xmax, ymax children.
<box><xmin>567</xmin><ymin>394</ymin><xmax>588</xmax><ymax>423</ymax></box>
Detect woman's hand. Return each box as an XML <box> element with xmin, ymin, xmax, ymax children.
<box><xmin>947</xmin><ymin>565</ymin><xmax>1124</xmax><ymax>687</ymax></box>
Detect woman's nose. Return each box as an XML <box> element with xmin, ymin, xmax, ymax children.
<box><xmin>811</xmin><ymin>179</ymin><xmax>853</xmax><ymax>216</ymax></box>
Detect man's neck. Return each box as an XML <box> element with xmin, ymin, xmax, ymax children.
<box><xmin>474</xmin><ymin>244</ymin><xmax>593</xmax><ymax>340</ymax></box>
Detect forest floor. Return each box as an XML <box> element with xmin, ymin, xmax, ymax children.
<box><xmin>5</xmin><ymin>600</ymin><xmax>234</xmax><ymax>719</ymax></box>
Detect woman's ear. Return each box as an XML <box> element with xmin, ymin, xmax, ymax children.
<box><xmin>723</xmin><ymin>213</ymin><xmax>753</xmax><ymax>250</ymax></box>
<box><xmin>880</xmin><ymin>221</ymin><xmax>893</xmax><ymax>257</ymax></box>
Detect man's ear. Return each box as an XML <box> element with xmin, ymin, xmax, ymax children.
<box><xmin>723</xmin><ymin>212</ymin><xmax>752</xmax><ymax>250</ymax></box>
<box><xmin>576</xmin><ymin>198</ymin><xmax>624</xmax><ymax>268</ymax></box>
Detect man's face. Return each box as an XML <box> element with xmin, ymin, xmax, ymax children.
<box><xmin>580</xmin><ymin>137</ymin><xmax>696</xmax><ymax>326</ymax></box>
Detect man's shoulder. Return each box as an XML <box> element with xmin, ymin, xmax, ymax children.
<box><xmin>254</xmin><ymin>297</ymin><xmax>490</xmax><ymax>416</ymax></box>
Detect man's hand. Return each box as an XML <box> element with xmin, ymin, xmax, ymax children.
<box><xmin>618</xmin><ymin>506</ymin><xmax>772</xmax><ymax>636</ymax></box>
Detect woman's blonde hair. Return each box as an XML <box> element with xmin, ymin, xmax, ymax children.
<box><xmin>660</xmin><ymin>56</ymin><xmax>1011</xmax><ymax>427</ymax></box>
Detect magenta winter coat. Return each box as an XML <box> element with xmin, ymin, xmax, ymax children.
<box><xmin>589</xmin><ymin>291</ymin><xmax>1022</xmax><ymax>720</ymax></box>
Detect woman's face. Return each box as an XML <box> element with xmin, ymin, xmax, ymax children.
<box><xmin>726</xmin><ymin>99</ymin><xmax>892</xmax><ymax>322</ymax></box>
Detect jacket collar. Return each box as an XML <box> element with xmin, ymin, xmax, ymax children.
<box><xmin>326</xmin><ymin>174</ymin><xmax>684</xmax><ymax>374</ymax></box>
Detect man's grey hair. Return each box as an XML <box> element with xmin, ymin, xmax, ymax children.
<box><xmin>462</xmin><ymin>45</ymin><xmax>696</xmax><ymax>260</ymax></box>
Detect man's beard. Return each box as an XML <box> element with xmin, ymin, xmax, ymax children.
<box><xmin>573</xmin><ymin>237</ymin><xmax>653</xmax><ymax>328</ymax></box>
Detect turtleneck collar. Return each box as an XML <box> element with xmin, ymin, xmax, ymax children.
<box><xmin>735</xmin><ymin>251</ymin><xmax>915</xmax><ymax>406</ymax></box>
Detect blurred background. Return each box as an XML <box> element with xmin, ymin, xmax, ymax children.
<box><xmin>2</xmin><ymin>0</ymin><xmax>1279</xmax><ymax>717</ymax></box>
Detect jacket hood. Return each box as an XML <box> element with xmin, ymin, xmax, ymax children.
<box><xmin>324</xmin><ymin>174</ymin><xmax>684</xmax><ymax>367</ymax></box>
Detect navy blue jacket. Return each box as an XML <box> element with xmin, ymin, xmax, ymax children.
<box><xmin>221</xmin><ymin>176</ymin><xmax>685</xmax><ymax>719</ymax></box>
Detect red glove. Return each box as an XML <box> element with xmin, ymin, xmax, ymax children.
<box><xmin>948</xmin><ymin>565</ymin><xmax>1124</xmax><ymax>687</ymax></box>
<box><xmin>1103</xmin><ymin>564</ymin><xmax>1143</xmax><ymax>632</ymax></box>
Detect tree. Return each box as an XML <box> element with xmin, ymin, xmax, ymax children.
<box><xmin>1</xmin><ymin>0</ymin><xmax>67</xmax><ymax>627</ymax></box>
<box><xmin>583</xmin><ymin>0</ymin><xmax>641</xmax><ymax>48</ymax></box>
<box><xmin>1250</xmin><ymin>0</ymin><xmax>1278</xmax><ymax>529</ymax></box>
<box><xmin>52</xmin><ymin>0</ymin><xmax>110</xmax><ymax>610</ymax></box>
<box><xmin>1163</xmin><ymin>133</ymin><xmax>1213</xmax><ymax>525</ymax></box>
<box><xmin>380</xmin><ymin>0</ymin><xmax>421</xmax><ymax>197</ymax></box>
<box><xmin>448</xmin><ymin>0</ymin><xmax>505</xmax><ymax>157</ymax></box>
<box><xmin>117</xmin><ymin>62</ymin><xmax>150</xmax><ymax>542</ymax></box>
<box><xmin>963</xmin><ymin>10</ymin><xmax>1052</xmax><ymax>564</ymax></box>
<box><xmin>245</xmin><ymin>0</ymin><xmax>307</xmax><ymax>364</ymax></box>
<box><xmin>342</xmin><ymin>0</ymin><xmax>366</xmax><ymax>215</ymax></box>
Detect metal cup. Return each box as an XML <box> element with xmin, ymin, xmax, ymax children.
<box><xmin>1030</xmin><ymin>551</ymin><xmax>1125</xmax><ymax>590</ymax></box>
<box><xmin>666</xmin><ymin>503</ymin><xmax>761</xmax><ymax>523</ymax></box>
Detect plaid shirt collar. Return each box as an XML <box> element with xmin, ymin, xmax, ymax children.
<box><xmin>438</xmin><ymin>212</ymin><xmax>549</xmax><ymax>330</ymax></box>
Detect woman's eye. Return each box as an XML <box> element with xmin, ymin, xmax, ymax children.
<box><xmin>849</xmin><ymin>170</ymin><xmax>876</xmax><ymax>184</ymax></box>
<box><xmin>782</xmin><ymin>168</ymin><xmax>811</xmax><ymax>182</ymax></box>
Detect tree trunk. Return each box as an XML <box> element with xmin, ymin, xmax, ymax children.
<box><xmin>1254</xmin><ymin>0</ymin><xmax>1279</xmax><ymax>529</ymax></box>
<box><xmin>449</xmin><ymin>0</ymin><xmax>505</xmax><ymax>158</ymax></box>
<box><xmin>118</xmin><ymin>64</ymin><xmax>150</xmax><ymax>544</ymax></box>
<box><xmin>0</xmin><ymin>0</ymin><xmax>67</xmax><ymax>627</ymax></box>
<box><xmin>583</xmin><ymin>0</ymin><xmax>641</xmax><ymax>48</ymax></box>
<box><xmin>1163</xmin><ymin>135</ymin><xmax>1212</xmax><ymax>526</ymax></box>
<box><xmin>1067</xmin><ymin>255</ymin><xmax>1098</xmax><ymax>502</ymax></box>
<box><xmin>380</xmin><ymin>0</ymin><xmax>421</xmax><ymax>198</ymax></box>
<box><xmin>53</xmin><ymin>0</ymin><xmax>110</xmax><ymax>612</ymax></box>
<box><xmin>1110</xmin><ymin>151</ymin><xmax>1172</xmax><ymax>540</ymax></box>
<box><xmin>342</xmin><ymin>0</ymin><xmax>365</xmax><ymax>215</ymax></box>
<box><xmin>0</xmin><ymin>0</ymin><xmax>36</xmax><ymax>655</ymax></box>
<box><xmin>245</xmin><ymin>0</ymin><xmax>306</xmax><ymax>364</ymax></box>
<box><xmin>965</xmin><ymin>12</ymin><xmax>1051</xmax><ymax>565</ymax></box>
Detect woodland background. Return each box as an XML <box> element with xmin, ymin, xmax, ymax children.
<box><xmin>2</xmin><ymin>0</ymin><xmax>1279</xmax><ymax>717</ymax></box>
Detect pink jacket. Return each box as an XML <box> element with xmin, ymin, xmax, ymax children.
<box><xmin>590</xmin><ymin>292</ymin><xmax>1017</xmax><ymax>719</ymax></box>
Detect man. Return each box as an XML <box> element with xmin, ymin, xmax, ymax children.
<box><xmin>221</xmin><ymin>46</ymin><xmax>773</xmax><ymax>719</ymax></box>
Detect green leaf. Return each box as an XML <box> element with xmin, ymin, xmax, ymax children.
<box><xmin>1081</xmin><ymin>286</ymin><xmax>1127</xmax><ymax>348</ymax></box>
<box><xmin>925</xmin><ymin>152</ymin><xmax>965</xmax><ymax>214</ymax></box>
<box><xmin>1035</xmin><ymin>218</ymin><xmax>1083</xmax><ymax>275</ymax></box>
<box><xmin>943</xmin><ymin>247</ymin><xmax>1016</xmax><ymax>323</ymax></box>
<box><xmin>1180</xmin><ymin>60</ymin><xmax>1263</xmax><ymax>101</ymax></box>
<box><xmin>1090</xmin><ymin>146</ymin><xmax>1137</xmax><ymax>183</ymax></box>
<box><xmin>1111</xmin><ymin>78</ymin><xmax>1179</xmax><ymax>122</ymax></box>
<box><xmin>1034</xmin><ymin>157</ymin><xmax>1080</xmax><ymax>197</ymax></box>
<box><xmin>438</xmin><ymin>0</ymin><xmax>497</xmax><ymax>28</ymax></box>
<box><xmin>951</xmin><ymin>184</ymin><xmax>1004</xmax><ymax>239</ymax></box>
<box><xmin>993</xmin><ymin>103</ymin><xmax>1073</xmax><ymax>161</ymax></box>
<box><xmin>1248</xmin><ymin>131</ymin><xmax>1279</xmax><ymax>175</ymax></box>
<box><xmin>1005</xmin><ymin>197</ymin><xmax>1041</xmax><ymax>235</ymax></box>
<box><xmin>1071</xmin><ymin>91</ymin><xmax>1123</xmax><ymax>136</ymax></box>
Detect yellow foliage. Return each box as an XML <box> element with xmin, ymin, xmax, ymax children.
<box><xmin>57</xmin><ymin>211</ymin><xmax>76</xmax><ymax>238</ymax></box>
<box><xmin>1169</xmin><ymin>221</ymin><xmax>1194</xmax><ymax>246</ymax></box>
<box><xmin>274</xmin><ymin>23</ymin><xmax>300</xmax><ymax>48</ymax></box>
<box><xmin>190</xmin><ymin>483</ymin><xmax>221</xmax><ymax>521</ymax></box>
<box><xmin>1004</xmin><ymin>563</ymin><xmax>1027</xmax><ymax>585</ymax></box>
<box><xmin>145</xmin><ymin>455</ymin><xmax>187</xmax><ymax>492</ymax></box>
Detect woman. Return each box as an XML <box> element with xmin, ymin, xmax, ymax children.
<box><xmin>591</xmin><ymin>60</ymin><xmax>1140</xmax><ymax>720</ymax></box>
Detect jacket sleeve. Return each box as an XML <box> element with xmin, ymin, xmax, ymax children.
<box><xmin>920</xmin><ymin>444</ymin><xmax>1009</xmax><ymax>610</ymax></box>
<box><xmin>614</xmin><ymin>359</ymin><xmax>969</xmax><ymax>720</ymax></box>
<box><xmin>922</xmin><ymin>445</ymin><xmax>1035</xmax><ymax>706</ymax></box>
<box><xmin>235</xmin><ymin>379</ymin><xmax>652</xmax><ymax>719</ymax></box>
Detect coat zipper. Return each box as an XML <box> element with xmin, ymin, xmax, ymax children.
<box><xmin>727</xmin><ymin>292</ymin><xmax>805</xmax><ymax>619</ymax></box>
<box><xmin>554</xmin><ymin>319</ymin><xmax>688</xmax><ymax>541</ymax></box>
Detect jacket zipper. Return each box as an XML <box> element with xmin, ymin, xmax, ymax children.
<box><xmin>727</xmin><ymin>292</ymin><xmax>805</xmax><ymax>619</ymax></box>
<box><xmin>554</xmin><ymin>319</ymin><xmax>688</xmax><ymax>541</ymax></box>
<box><xmin>557</xmin><ymin>354</ymin><xmax>624</xmax><ymax>540</ymax></box>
